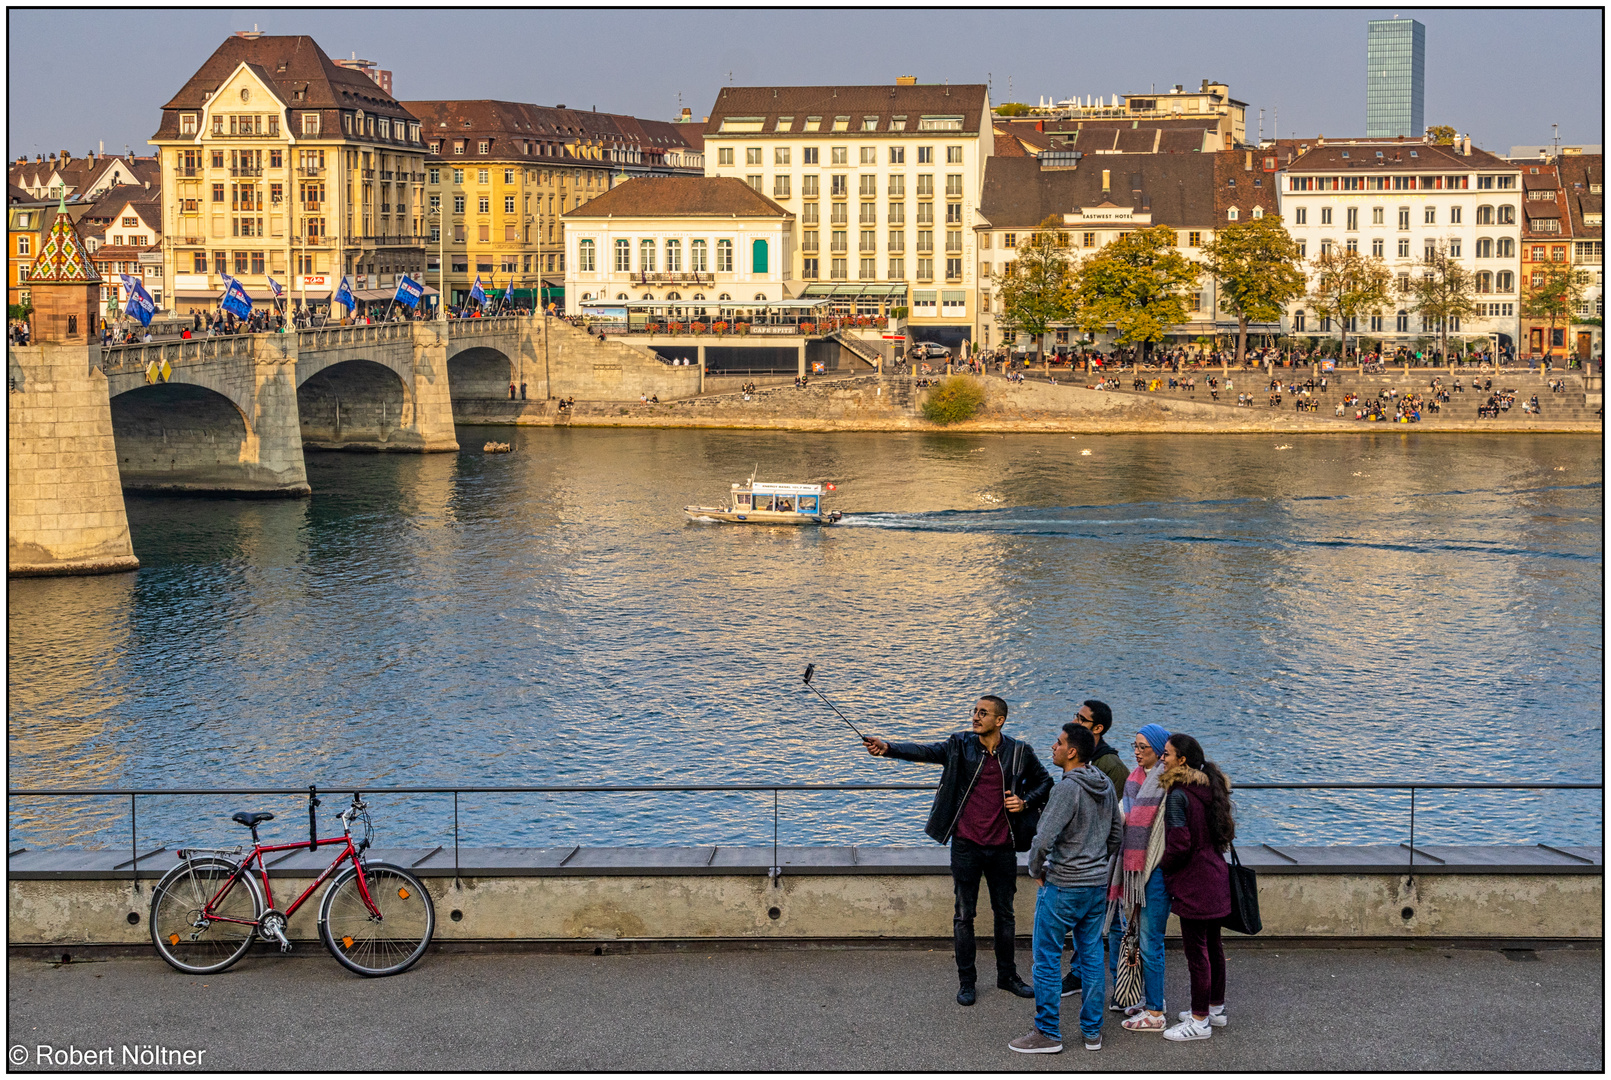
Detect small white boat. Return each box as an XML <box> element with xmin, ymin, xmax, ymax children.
<box><xmin>685</xmin><ymin>474</ymin><xmax>842</xmax><ymax>526</ymax></box>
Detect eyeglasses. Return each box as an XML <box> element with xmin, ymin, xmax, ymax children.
<box><xmin>972</xmin><ymin>707</ymin><xmax>1000</xmax><ymax>718</ymax></box>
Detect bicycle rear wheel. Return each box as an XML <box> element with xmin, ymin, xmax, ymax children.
<box><xmin>318</xmin><ymin>861</ymin><xmax>435</xmax><ymax>976</ymax></box>
<box><xmin>149</xmin><ymin>857</ymin><xmax>263</xmax><ymax>974</ymax></box>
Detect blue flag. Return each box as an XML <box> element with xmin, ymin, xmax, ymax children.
<box><xmin>220</xmin><ymin>276</ymin><xmax>253</xmax><ymax>319</ymax></box>
<box><xmin>503</xmin><ymin>278</ymin><xmax>514</xmax><ymax>303</ymax></box>
<box><xmin>469</xmin><ymin>275</ymin><xmax>487</xmax><ymax>305</ymax></box>
<box><xmin>394</xmin><ymin>274</ymin><xmax>424</xmax><ymax>309</ymax></box>
<box><xmin>121</xmin><ymin>274</ymin><xmax>156</xmax><ymax>327</ymax></box>
<box><xmin>335</xmin><ymin>275</ymin><xmax>355</xmax><ymax>310</ymax></box>
<box><xmin>267</xmin><ymin>276</ymin><xmax>284</xmax><ymax>299</ymax></box>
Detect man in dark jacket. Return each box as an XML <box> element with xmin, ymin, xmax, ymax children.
<box><xmin>864</xmin><ymin>695</ymin><xmax>1053</xmax><ymax>1006</ymax></box>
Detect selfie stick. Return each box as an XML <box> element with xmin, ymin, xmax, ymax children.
<box><xmin>801</xmin><ymin>664</ymin><xmax>868</xmax><ymax>740</ymax></box>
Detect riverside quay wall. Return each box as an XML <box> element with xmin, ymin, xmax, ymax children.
<box><xmin>9</xmin><ymin>844</ymin><xmax>1600</xmax><ymax>949</ymax></box>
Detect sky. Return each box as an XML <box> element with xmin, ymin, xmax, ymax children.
<box><xmin>7</xmin><ymin>8</ymin><xmax>1603</xmax><ymax>163</ymax></box>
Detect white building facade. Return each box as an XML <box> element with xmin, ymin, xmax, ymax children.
<box><xmin>1279</xmin><ymin>138</ymin><xmax>1523</xmax><ymax>352</ymax></box>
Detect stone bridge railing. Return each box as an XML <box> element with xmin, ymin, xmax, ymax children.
<box><xmin>99</xmin><ymin>334</ymin><xmax>265</xmax><ymax>374</ymax></box>
<box><xmin>296</xmin><ymin>322</ymin><xmax>418</xmax><ymax>352</ymax></box>
<box><xmin>445</xmin><ymin>315</ymin><xmax>524</xmax><ymax>342</ymax></box>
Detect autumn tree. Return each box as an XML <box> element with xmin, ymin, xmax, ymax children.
<box><xmin>993</xmin><ymin>214</ymin><xmax>1078</xmax><ymax>368</ymax></box>
<box><xmin>1306</xmin><ymin>248</ymin><xmax>1393</xmax><ymax>360</ymax></box>
<box><xmin>1398</xmin><ymin>241</ymin><xmax>1479</xmax><ymax>363</ymax></box>
<box><xmin>1072</xmin><ymin>224</ymin><xmax>1200</xmax><ymax>364</ymax></box>
<box><xmin>1425</xmin><ymin>125</ymin><xmax>1458</xmax><ymax>145</ymax></box>
<box><xmin>1521</xmin><ymin>264</ymin><xmax>1593</xmax><ymax>360</ymax></box>
<box><xmin>994</xmin><ymin>102</ymin><xmax>1033</xmax><ymax>118</ymax></box>
<box><xmin>1198</xmin><ymin>215</ymin><xmax>1307</xmax><ymax>367</ymax></box>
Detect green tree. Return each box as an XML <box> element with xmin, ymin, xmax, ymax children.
<box><xmin>1306</xmin><ymin>248</ymin><xmax>1393</xmax><ymax>361</ymax></box>
<box><xmin>994</xmin><ymin>103</ymin><xmax>1032</xmax><ymax>118</ymax></box>
<box><xmin>8</xmin><ymin>302</ymin><xmax>33</xmax><ymax>322</ymax></box>
<box><xmin>993</xmin><ymin>213</ymin><xmax>1077</xmax><ymax>368</ymax></box>
<box><xmin>1073</xmin><ymin>224</ymin><xmax>1200</xmax><ymax>363</ymax></box>
<box><xmin>1521</xmin><ymin>264</ymin><xmax>1592</xmax><ymax>359</ymax></box>
<box><xmin>1398</xmin><ymin>241</ymin><xmax>1479</xmax><ymax>363</ymax></box>
<box><xmin>1198</xmin><ymin>215</ymin><xmax>1307</xmax><ymax>367</ymax></box>
<box><xmin>1425</xmin><ymin>125</ymin><xmax>1458</xmax><ymax>145</ymax></box>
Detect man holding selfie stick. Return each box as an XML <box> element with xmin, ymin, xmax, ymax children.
<box><xmin>864</xmin><ymin>695</ymin><xmax>1053</xmax><ymax>1006</ymax></box>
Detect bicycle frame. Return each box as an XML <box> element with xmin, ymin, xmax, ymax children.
<box><xmin>197</xmin><ymin>829</ymin><xmax>382</xmax><ymax>929</ymax></box>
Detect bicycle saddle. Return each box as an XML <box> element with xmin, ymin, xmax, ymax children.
<box><xmin>232</xmin><ymin>811</ymin><xmax>275</xmax><ymax>828</ymax></box>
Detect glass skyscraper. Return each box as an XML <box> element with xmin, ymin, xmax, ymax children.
<box><xmin>1366</xmin><ymin>18</ymin><xmax>1425</xmax><ymax>138</ymax></box>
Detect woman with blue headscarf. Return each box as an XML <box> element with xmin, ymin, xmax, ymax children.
<box><xmin>1106</xmin><ymin>722</ymin><xmax>1173</xmax><ymax>1031</ymax></box>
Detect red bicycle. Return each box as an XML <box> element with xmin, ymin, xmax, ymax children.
<box><xmin>149</xmin><ymin>791</ymin><xmax>435</xmax><ymax>977</ymax></box>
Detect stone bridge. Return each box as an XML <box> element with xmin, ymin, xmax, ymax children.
<box><xmin>97</xmin><ymin>317</ymin><xmax>532</xmax><ymax>494</ymax></box>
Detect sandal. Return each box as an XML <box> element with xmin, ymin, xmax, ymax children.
<box><xmin>1121</xmin><ymin>1011</ymin><xmax>1167</xmax><ymax>1032</ymax></box>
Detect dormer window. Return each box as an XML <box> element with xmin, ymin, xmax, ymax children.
<box><xmin>180</xmin><ymin>113</ymin><xmax>197</xmax><ymax>135</ymax></box>
<box><xmin>1341</xmin><ymin>151</ymin><xmax>1349</xmax><ymax>158</ymax></box>
<box><xmin>1227</xmin><ymin>206</ymin><xmax>1240</xmax><ymax>221</ymax></box>
<box><xmin>1375</xmin><ymin>150</ymin><xmax>1385</xmax><ymax>158</ymax></box>
<box><xmin>478</xmin><ymin>141</ymin><xmax>490</xmax><ymax>154</ymax></box>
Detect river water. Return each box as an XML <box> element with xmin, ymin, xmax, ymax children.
<box><xmin>8</xmin><ymin>429</ymin><xmax>1602</xmax><ymax>853</ymax></box>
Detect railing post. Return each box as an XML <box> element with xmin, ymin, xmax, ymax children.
<box><xmin>130</xmin><ymin>794</ymin><xmax>139</xmax><ymax>894</ymax></box>
<box><xmin>453</xmin><ymin>790</ymin><xmax>461</xmax><ymax>891</ymax></box>
<box><xmin>769</xmin><ymin>788</ymin><xmax>781</xmax><ymax>887</ymax></box>
<box><xmin>1407</xmin><ymin>786</ymin><xmax>1416</xmax><ymax>884</ymax></box>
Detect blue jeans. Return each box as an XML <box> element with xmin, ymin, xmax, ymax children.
<box><xmin>1107</xmin><ymin>868</ymin><xmax>1171</xmax><ymax>1011</ymax></box>
<box><xmin>1032</xmin><ymin>883</ymin><xmax>1108</xmax><ymax>1041</ymax></box>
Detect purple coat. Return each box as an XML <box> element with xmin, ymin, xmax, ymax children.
<box><xmin>1159</xmin><ymin>766</ymin><xmax>1231</xmax><ymax>921</ymax></box>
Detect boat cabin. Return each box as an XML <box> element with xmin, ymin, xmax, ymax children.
<box><xmin>731</xmin><ymin>481</ymin><xmax>824</xmax><ymax>515</ymax></box>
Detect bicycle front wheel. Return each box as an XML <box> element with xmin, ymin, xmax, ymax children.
<box><xmin>149</xmin><ymin>856</ymin><xmax>263</xmax><ymax>975</ymax></box>
<box><xmin>318</xmin><ymin>861</ymin><xmax>435</xmax><ymax>977</ymax></box>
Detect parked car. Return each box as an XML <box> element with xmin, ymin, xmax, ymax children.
<box><xmin>910</xmin><ymin>342</ymin><xmax>952</xmax><ymax>360</ymax></box>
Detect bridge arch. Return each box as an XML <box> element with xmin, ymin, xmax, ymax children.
<box><xmin>297</xmin><ymin>358</ymin><xmax>414</xmax><ymax>450</ymax></box>
<box><xmin>446</xmin><ymin>345</ymin><xmax>516</xmax><ymax>400</ymax></box>
<box><xmin>109</xmin><ymin>381</ymin><xmax>258</xmax><ymax>493</ymax></box>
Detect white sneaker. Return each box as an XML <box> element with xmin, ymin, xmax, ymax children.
<box><xmin>1163</xmin><ymin>1018</ymin><xmax>1212</xmax><ymax>1042</ymax></box>
<box><xmin>1178</xmin><ymin>1009</ymin><xmax>1227</xmax><ymax>1027</ymax></box>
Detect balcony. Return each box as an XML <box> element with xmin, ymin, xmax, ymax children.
<box><xmin>177</xmin><ymin>167</ymin><xmax>200</xmax><ymax>178</ymax></box>
<box><xmin>297</xmin><ymin>166</ymin><xmax>324</xmax><ymax>176</ymax></box>
<box><xmin>362</xmin><ymin>169</ymin><xmax>376</xmax><ymax>178</ymax></box>
<box><xmin>380</xmin><ymin>170</ymin><xmax>394</xmax><ymax>180</ymax></box>
<box><xmin>230</xmin><ymin>166</ymin><xmax>263</xmax><ymax>177</ymax></box>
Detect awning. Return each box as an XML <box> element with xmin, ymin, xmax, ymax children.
<box><xmin>620</xmin><ymin>299</ymin><xmax>826</xmax><ymax>309</ymax></box>
<box><xmin>799</xmin><ymin>284</ymin><xmax>908</xmax><ymax>299</ymax></box>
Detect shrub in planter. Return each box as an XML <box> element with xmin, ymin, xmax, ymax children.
<box><xmin>921</xmin><ymin>376</ymin><xmax>986</xmax><ymax>425</ymax></box>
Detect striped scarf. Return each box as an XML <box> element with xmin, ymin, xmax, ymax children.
<box><xmin>1107</xmin><ymin>762</ymin><xmax>1168</xmax><ymax>912</ymax></box>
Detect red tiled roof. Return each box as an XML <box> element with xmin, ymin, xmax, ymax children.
<box><xmin>562</xmin><ymin>176</ymin><xmax>790</xmax><ymax>219</ymax></box>
<box><xmin>402</xmin><ymin>100</ymin><xmax>700</xmax><ymax>168</ymax></box>
<box><xmin>703</xmin><ymin>84</ymin><xmax>989</xmax><ymax>136</ymax></box>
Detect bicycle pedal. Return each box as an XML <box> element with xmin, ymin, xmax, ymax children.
<box><xmin>279</xmin><ymin>940</ymin><xmax>293</xmax><ymax>954</ymax></box>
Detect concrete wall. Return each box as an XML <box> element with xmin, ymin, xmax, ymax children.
<box><xmin>9</xmin><ymin>856</ymin><xmax>1600</xmax><ymax>946</ymax></box>
<box><xmin>7</xmin><ymin>344</ymin><xmax>140</xmax><ymax>576</ymax></box>
<box><xmin>541</xmin><ymin>321</ymin><xmax>701</xmax><ymax>401</ymax></box>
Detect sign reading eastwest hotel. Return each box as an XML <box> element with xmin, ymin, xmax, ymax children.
<box><xmin>1063</xmin><ymin>206</ymin><xmax>1153</xmax><ymax>225</ymax></box>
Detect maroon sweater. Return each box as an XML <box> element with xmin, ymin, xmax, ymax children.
<box><xmin>954</xmin><ymin>752</ymin><xmax>1011</xmax><ymax>847</ymax></box>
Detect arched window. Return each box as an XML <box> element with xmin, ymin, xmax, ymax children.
<box><xmin>582</xmin><ymin>292</ymin><xmax>595</xmax><ymax>301</ymax></box>
<box><xmin>641</xmin><ymin>293</ymin><xmax>654</xmax><ymax>301</ymax></box>
<box><xmin>578</xmin><ymin>238</ymin><xmax>595</xmax><ymax>272</ymax></box>
<box><xmin>1476</xmin><ymin>238</ymin><xmax>1494</xmax><ymax>258</ymax></box>
<box><xmin>1475</xmin><ymin>271</ymin><xmax>1493</xmax><ymax>293</ymax></box>
<box><xmin>616</xmin><ymin>292</ymin><xmax>629</xmax><ymax>300</ymax></box>
<box><xmin>1497</xmin><ymin>205</ymin><xmax>1515</xmax><ymax>225</ymax></box>
<box><xmin>1476</xmin><ymin>205</ymin><xmax>1494</xmax><ymax>225</ymax></box>
<box><xmin>639</xmin><ymin>239</ymin><xmax>656</xmax><ymax>272</ymax></box>
<box><xmin>666</xmin><ymin>291</ymin><xmax>681</xmax><ymax>300</ymax></box>
<box><xmin>1496</xmin><ymin>237</ymin><xmax>1514</xmax><ymax>258</ymax></box>
<box><xmin>1495</xmin><ymin>270</ymin><xmax>1514</xmax><ymax>293</ymax></box>
<box><xmin>1292</xmin><ymin>310</ymin><xmax>1306</xmax><ymax>332</ymax></box>
<box><xmin>754</xmin><ymin>293</ymin><xmax>766</xmax><ymax>301</ymax></box>
<box><xmin>751</xmin><ymin>238</ymin><xmax>769</xmax><ymax>274</ymax></box>
<box><xmin>718</xmin><ymin>293</ymin><xmax>731</xmax><ymax>301</ymax></box>
<box><xmin>693</xmin><ymin>293</ymin><xmax>705</xmax><ymax>301</ymax></box>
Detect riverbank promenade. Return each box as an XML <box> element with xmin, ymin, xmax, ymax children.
<box><xmin>7</xmin><ymin>944</ymin><xmax>1599</xmax><ymax>1070</ymax></box>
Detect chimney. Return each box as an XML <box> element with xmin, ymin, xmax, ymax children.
<box><xmin>896</xmin><ymin>76</ymin><xmax>916</xmax><ymax>86</ymax></box>
<box><xmin>1101</xmin><ymin>169</ymin><xmax>1110</xmax><ymax>194</ymax></box>
<box><xmin>1036</xmin><ymin>120</ymin><xmax>1044</xmax><ymax>133</ymax></box>
<box><xmin>234</xmin><ymin>23</ymin><xmax>264</xmax><ymax>39</ymax></box>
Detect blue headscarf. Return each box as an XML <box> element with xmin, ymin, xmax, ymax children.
<box><xmin>1136</xmin><ymin>723</ymin><xmax>1170</xmax><ymax>757</ymax></box>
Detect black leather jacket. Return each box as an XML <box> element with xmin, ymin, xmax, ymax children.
<box><xmin>884</xmin><ymin>731</ymin><xmax>1054</xmax><ymax>850</ymax></box>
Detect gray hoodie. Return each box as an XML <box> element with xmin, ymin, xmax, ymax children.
<box><xmin>1027</xmin><ymin>763</ymin><xmax>1125</xmax><ymax>888</ymax></box>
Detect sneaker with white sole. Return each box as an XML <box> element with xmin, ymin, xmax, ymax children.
<box><xmin>1084</xmin><ymin>1034</ymin><xmax>1102</xmax><ymax>1051</ymax></box>
<box><xmin>1121</xmin><ymin>1010</ymin><xmax>1167</xmax><ymax>1032</ymax></box>
<box><xmin>1061</xmin><ymin>970</ymin><xmax>1081</xmax><ymax>998</ymax></box>
<box><xmin>1163</xmin><ymin>1018</ymin><xmax>1212</xmax><ymax>1041</ymax></box>
<box><xmin>1008</xmin><ymin>1030</ymin><xmax>1063</xmax><ymax>1055</ymax></box>
<box><xmin>1178</xmin><ymin>1009</ymin><xmax>1227</xmax><ymax>1027</ymax></box>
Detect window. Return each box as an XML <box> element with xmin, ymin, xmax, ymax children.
<box><xmin>830</xmin><ymin>229</ymin><xmax>847</xmax><ymax>253</ymax></box>
<box><xmin>478</xmin><ymin>141</ymin><xmax>489</xmax><ymax>154</ymax></box>
<box><xmin>831</xmin><ymin>202</ymin><xmax>848</xmax><ymax>225</ymax></box>
<box><xmin>1320</xmin><ymin>207</ymin><xmax>1332</xmax><ymax>225</ymax></box>
<box><xmin>1227</xmin><ymin>207</ymin><xmax>1239</xmax><ymax>221</ymax></box>
<box><xmin>1397</xmin><ymin>207</ymin><xmax>1411</xmax><ymax>230</ymax></box>
<box><xmin>1293</xmin><ymin>207</ymin><xmax>1307</xmax><ymax>225</ymax></box>
<box><xmin>889</xmin><ymin>146</ymin><xmax>905</xmax><ymax>164</ymax></box>
<box><xmin>1423</xmin><ymin>206</ymin><xmax>1436</xmax><ymax>225</ymax></box>
<box><xmin>452</xmin><ymin>194</ymin><xmax>465</xmax><ymax>213</ymax></box>
<box><xmin>888</xmin><ymin>201</ymin><xmax>904</xmax><ymax>225</ymax></box>
<box><xmin>774</xmin><ymin>175</ymin><xmax>791</xmax><ymax>198</ymax></box>
<box><xmin>639</xmin><ymin>239</ymin><xmax>656</xmax><ymax>272</ymax></box>
<box><xmin>945</xmin><ymin>203</ymin><xmax>962</xmax><ymax>224</ymax></box>
<box><xmin>802</xmin><ymin>258</ymin><xmax>819</xmax><ymax>279</ymax></box>
<box><xmin>918</xmin><ymin>147</ymin><xmax>933</xmax><ymax>164</ymax></box>
<box><xmin>860</xmin><ymin>202</ymin><xmax>877</xmax><ymax>225</ymax></box>
<box><xmin>691</xmin><ymin>239</ymin><xmax>707</xmax><ymax>271</ymax></box>
<box><xmin>830</xmin><ymin>258</ymin><xmax>847</xmax><ymax>279</ymax></box>
<box><xmin>888</xmin><ymin>257</ymin><xmax>904</xmax><ymax>279</ymax></box>
<box><xmin>860</xmin><ymin>258</ymin><xmax>876</xmax><ymax>279</ymax></box>
<box><xmin>181</xmin><ymin>113</ymin><xmax>198</xmax><ymax>135</ymax></box>
<box><xmin>717</xmin><ymin>239</ymin><xmax>733</xmax><ymax>272</ymax></box>
<box><xmin>1496</xmin><ymin>270</ymin><xmax>1514</xmax><ymax>292</ymax></box>
<box><xmin>802</xmin><ymin>147</ymin><xmax>819</xmax><ymax>165</ymax></box>
<box><xmin>615</xmin><ymin>239</ymin><xmax>631</xmax><ymax>272</ymax></box>
<box><xmin>1424</xmin><ymin>241</ymin><xmax>1436</xmax><ymax>261</ymax></box>
<box><xmin>1477</xmin><ymin>205</ymin><xmax>1493</xmax><ymax>225</ymax></box>
<box><xmin>1293</xmin><ymin>311</ymin><xmax>1306</xmax><ymax>332</ymax></box>
<box><xmin>802</xmin><ymin>230</ymin><xmax>819</xmax><ymax>253</ymax></box>
<box><xmin>1497</xmin><ymin>237</ymin><xmax>1514</xmax><ymax>258</ymax></box>
<box><xmin>1449</xmin><ymin>239</ymin><xmax>1461</xmax><ymax>257</ymax></box>
<box><xmin>665</xmin><ymin>239</ymin><xmax>681</xmax><ymax>272</ymax></box>
<box><xmin>858</xmin><ymin>146</ymin><xmax>875</xmax><ymax>165</ymax></box>
<box><xmin>1186</xmin><ymin>231</ymin><xmax>1201</xmax><ymax>247</ymax></box>
<box><xmin>746</xmin><ymin>174</ymin><xmax>762</xmax><ymax>191</ymax></box>
<box><xmin>945</xmin><ymin>174</ymin><xmax>962</xmax><ymax>197</ymax></box>
<box><xmin>478</xmin><ymin>196</ymin><xmax>490</xmax><ymax>213</ymax></box>
<box><xmin>888</xmin><ymin>229</ymin><xmax>904</xmax><ymax>252</ymax></box>
<box><xmin>830</xmin><ymin>147</ymin><xmax>848</xmax><ymax>165</ymax></box>
<box><xmin>1475</xmin><ymin>271</ymin><xmax>1493</xmax><ymax>293</ymax></box>
<box><xmin>504</xmin><ymin>195</ymin><xmax>516</xmax><ymax>213</ymax></box>
<box><xmin>477</xmin><ymin>169</ymin><xmax>489</xmax><ymax>184</ymax></box>
<box><xmin>859</xmin><ymin>175</ymin><xmax>877</xmax><ymax>197</ymax></box>
<box><xmin>888</xmin><ymin>175</ymin><xmax>905</xmax><ymax>197</ymax></box>
<box><xmin>1372</xmin><ymin>238</ymin><xmax>1384</xmax><ymax>257</ymax></box>
<box><xmin>770</xmin><ymin>147</ymin><xmax>790</xmax><ymax>167</ymax></box>
<box><xmin>802</xmin><ymin>175</ymin><xmax>818</xmax><ymax>198</ymax></box>
<box><xmin>1552</xmin><ymin>245</ymin><xmax>1567</xmax><ymax>262</ymax></box>
<box><xmin>16</xmin><ymin>236</ymin><xmax>28</xmax><ymax>256</ymax></box>
<box><xmin>744</xmin><ymin>147</ymin><xmax>761</xmax><ymax>166</ymax></box>
<box><xmin>944</xmin><ymin>258</ymin><xmax>961</xmax><ymax>280</ymax></box>
<box><xmin>1497</xmin><ymin>205</ymin><xmax>1515</xmax><ymax>225</ymax></box>
<box><xmin>212</xmin><ymin>183</ymin><xmax>225</xmax><ymax>203</ymax></box>
<box><xmin>1319</xmin><ymin>238</ymin><xmax>1333</xmax><ymax>255</ymax></box>
<box><xmin>1398</xmin><ymin>238</ymin><xmax>1410</xmax><ymax>257</ymax></box>
<box><xmin>1346</xmin><ymin>239</ymin><xmax>1358</xmax><ymax>254</ymax></box>
<box><xmin>1346</xmin><ymin>207</ymin><xmax>1358</xmax><ymax>230</ymax></box>
<box><xmin>916</xmin><ymin>175</ymin><xmax>933</xmax><ymax>198</ymax></box>
<box><xmin>945</xmin><ymin>229</ymin><xmax>962</xmax><ymax>253</ymax></box>
<box><xmin>1450</xmin><ymin>206</ymin><xmax>1462</xmax><ymax>224</ymax></box>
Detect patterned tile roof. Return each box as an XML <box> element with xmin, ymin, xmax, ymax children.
<box><xmin>28</xmin><ymin>197</ymin><xmax>101</xmax><ymax>283</ymax></box>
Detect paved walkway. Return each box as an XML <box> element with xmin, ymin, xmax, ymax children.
<box><xmin>6</xmin><ymin>944</ymin><xmax>1600</xmax><ymax>1070</ymax></box>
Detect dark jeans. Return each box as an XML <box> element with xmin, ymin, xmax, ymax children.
<box><xmin>950</xmin><ymin>837</ymin><xmax>1019</xmax><ymax>986</ymax></box>
<box><xmin>1178</xmin><ymin>917</ymin><xmax>1226</xmax><ymax>1016</ymax></box>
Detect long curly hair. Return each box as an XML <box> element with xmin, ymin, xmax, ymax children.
<box><xmin>1167</xmin><ymin>733</ymin><xmax>1235</xmax><ymax>852</ymax></box>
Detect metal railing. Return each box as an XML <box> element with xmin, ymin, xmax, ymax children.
<box><xmin>6</xmin><ymin>781</ymin><xmax>1599</xmax><ymax>892</ymax></box>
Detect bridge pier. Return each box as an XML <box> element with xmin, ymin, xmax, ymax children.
<box><xmin>8</xmin><ymin>344</ymin><xmax>140</xmax><ymax>576</ymax></box>
<box><xmin>296</xmin><ymin>322</ymin><xmax>457</xmax><ymax>452</ymax></box>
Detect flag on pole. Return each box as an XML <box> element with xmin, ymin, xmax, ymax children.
<box><xmin>121</xmin><ymin>274</ymin><xmax>157</xmax><ymax>327</ymax></box>
<box><xmin>394</xmin><ymin>273</ymin><xmax>424</xmax><ymax>309</ymax></box>
<box><xmin>267</xmin><ymin>276</ymin><xmax>284</xmax><ymax>299</ymax></box>
<box><xmin>220</xmin><ymin>276</ymin><xmax>253</xmax><ymax>319</ymax></box>
<box><xmin>335</xmin><ymin>275</ymin><xmax>356</xmax><ymax>310</ymax></box>
<box><xmin>503</xmin><ymin>278</ymin><xmax>514</xmax><ymax>304</ymax></box>
<box><xmin>469</xmin><ymin>274</ymin><xmax>487</xmax><ymax>305</ymax></box>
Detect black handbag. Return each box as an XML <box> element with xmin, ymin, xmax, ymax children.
<box><xmin>1221</xmin><ymin>844</ymin><xmax>1262</xmax><ymax>935</ymax></box>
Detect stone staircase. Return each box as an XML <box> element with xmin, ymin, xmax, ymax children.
<box><xmin>828</xmin><ymin>330</ymin><xmax>884</xmax><ymax>373</ymax></box>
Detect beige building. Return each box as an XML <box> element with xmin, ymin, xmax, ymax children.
<box><xmin>702</xmin><ymin>81</ymin><xmax>992</xmax><ymax>347</ymax></box>
<box><xmin>148</xmin><ymin>31</ymin><xmax>428</xmax><ymax>314</ymax></box>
